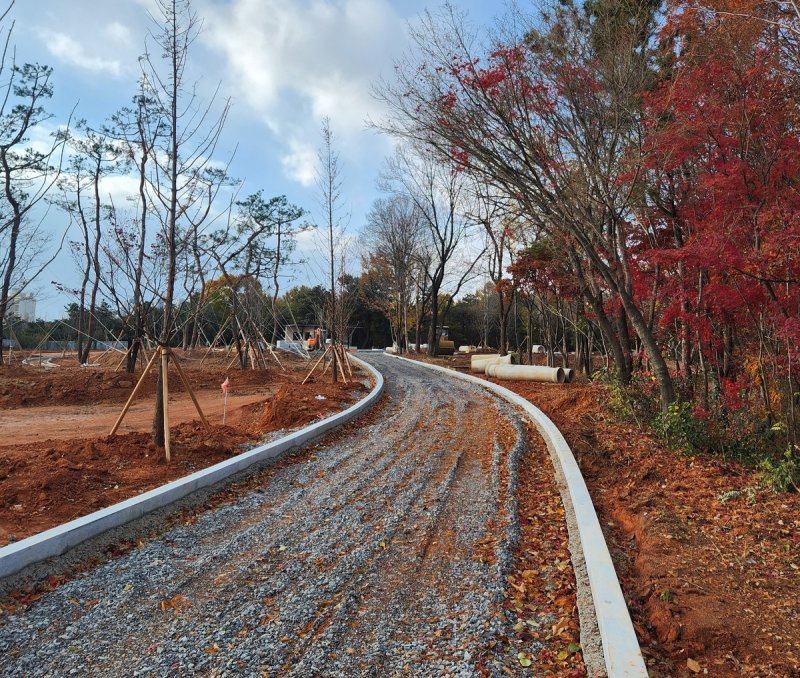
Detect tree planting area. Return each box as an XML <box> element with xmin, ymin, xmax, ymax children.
<box><xmin>0</xmin><ymin>349</ymin><xmax>367</xmax><ymax>545</ymax></box>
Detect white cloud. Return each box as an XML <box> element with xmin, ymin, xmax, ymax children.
<box><xmin>24</xmin><ymin>123</ymin><xmax>61</xmax><ymax>156</ymax></box>
<box><xmin>105</xmin><ymin>21</ymin><xmax>133</xmax><ymax>45</ymax></box>
<box><xmin>98</xmin><ymin>175</ymin><xmax>143</xmax><ymax>208</ymax></box>
<box><xmin>41</xmin><ymin>30</ymin><xmax>122</xmax><ymax>77</ymax></box>
<box><xmin>200</xmin><ymin>0</ymin><xmax>409</xmax><ymax>184</ymax></box>
<box><xmin>281</xmin><ymin>139</ymin><xmax>318</xmax><ymax>187</ymax></box>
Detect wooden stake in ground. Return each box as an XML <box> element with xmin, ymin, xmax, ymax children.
<box><xmin>302</xmin><ymin>345</ymin><xmax>331</xmax><ymax>385</ymax></box>
<box><xmin>307</xmin><ymin>343</ymin><xmax>349</xmax><ymax>384</ymax></box>
<box><xmin>109</xmin><ymin>346</ymin><xmax>211</xmax><ymax>461</ymax></box>
<box><xmin>161</xmin><ymin>348</ymin><xmax>171</xmax><ymax>462</ymax></box>
<box><xmin>109</xmin><ymin>348</ymin><xmax>161</xmax><ymax>436</ymax></box>
<box><xmin>334</xmin><ymin>344</ymin><xmax>348</xmax><ymax>383</ymax></box>
<box><xmin>167</xmin><ymin>347</ymin><xmax>210</xmax><ymax>431</ymax></box>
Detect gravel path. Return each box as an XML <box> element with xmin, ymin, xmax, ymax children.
<box><xmin>0</xmin><ymin>354</ymin><xmax>531</xmax><ymax>677</ymax></box>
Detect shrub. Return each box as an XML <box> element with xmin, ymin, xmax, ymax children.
<box><xmin>758</xmin><ymin>447</ymin><xmax>800</xmax><ymax>493</ymax></box>
<box><xmin>653</xmin><ymin>401</ymin><xmax>709</xmax><ymax>454</ymax></box>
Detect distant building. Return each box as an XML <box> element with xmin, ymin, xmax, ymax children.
<box><xmin>8</xmin><ymin>292</ymin><xmax>36</xmax><ymax>322</ymax></box>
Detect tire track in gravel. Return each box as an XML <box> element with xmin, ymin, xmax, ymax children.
<box><xmin>0</xmin><ymin>354</ymin><xmax>530</xmax><ymax>677</ymax></box>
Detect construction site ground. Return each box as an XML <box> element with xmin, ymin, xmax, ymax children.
<box><xmin>0</xmin><ymin>349</ymin><xmax>368</xmax><ymax>545</ymax></box>
<box><xmin>0</xmin><ymin>353</ymin><xmax>585</xmax><ymax>677</ymax></box>
<box><xmin>407</xmin><ymin>351</ymin><xmax>800</xmax><ymax>677</ymax></box>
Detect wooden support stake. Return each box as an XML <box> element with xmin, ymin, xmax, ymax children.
<box><xmin>226</xmin><ymin>351</ymin><xmax>240</xmax><ymax>371</ymax></box>
<box><xmin>161</xmin><ymin>348</ymin><xmax>171</xmax><ymax>462</ymax></box>
<box><xmin>266</xmin><ymin>342</ymin><xmax>285</xmax><ymax>371</ymax></box>
<box><xmin>342</xmin><ymin>346</ymin><xmax>353</xmax><ymax>377</ymax></box>
<box><xmin>257</xmin><ymin>326</ymin><xmax>285</xmax><ymax>371</ymax></box>
<box><xmin>114</xmin><ymin>348</ymin><xmax>128</xmax><ymax>372</ymax></box>
<box><xmin>109</xmin><ymin>347</ymin><xmax>160</xmax><ymax>436</ymax></box>
<box><xmin>302</xmin><ymin>346</ymin><xmax>330</xmax><ymax>384</ymax></box>
<box><xmin>339</xmin><ymin>348</ymin><xmax>348</xmax><ymax>383</ymax></box>
<box><xmin>334</xmin><ymin>344</ymin><xmax>348</xmax><ymax>383</ymax></box>
<box><xmin>168</xmin><ymin>347</ymin><xmax>211</xmax><ymax>431</ymax></box>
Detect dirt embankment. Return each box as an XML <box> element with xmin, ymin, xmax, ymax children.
<box><xmin>498</xmin><ymin>380</ymin><xmax>800</xmax><ymax>677</ymax></box>
<box><xmin>0</xmin><ymin>351</ymin><xmax>368</xmax><ymax>545</ymax></box>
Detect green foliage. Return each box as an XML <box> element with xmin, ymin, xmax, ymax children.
<box><xmin>758</xmin><ymin>448</ymin><xmax>800</xmax><ymax>493</ymax></box>
<box><xmin>596</xmin><ymin>369</ymin><xmax>660</xmax><ymax>427</ymax></box>
<box><xmin>653</xmin><ymin>401</ymin><xmax>709</xmax><ymax>454</ymax></box>
<box><xmin>717</xmin><ymin>487</ymin><xmax>757</xmax><ymax>504</ymax></box>
<box><xmin>658</xmin><ymin>588</ymin><xmax>676</xmax><ymax>603</ymax></box>
<box><xmin>600</xmin><ymin>372</ymin><xmax>789</xmax><ymax>483</ymax></box>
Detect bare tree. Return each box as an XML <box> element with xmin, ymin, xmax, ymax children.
<box><xmin>467</xmin><ymin>185</ymin><xmax>516</xmax><ymax>355</ymax></box>
<box><xmin>141</xmin><ymin>0</ymin><xmax>231</xmax><ymax>446</ymax></box>
<box><xmin>104</xmin><ymin>85</ymin><xmax>166</xmax><ymax>371</ymax></box>
<box><xmin>383</xmin><ymin>144</ymin><xmax>482</xmax><ymax>356</ymax></box>
<box><xmin>315</xmin><ymin>117</ymin><xmax>346</xmax><ymax>381</ymax></box>
<box><xmin>0</xmin><ymin>3</ymin><xmax>67</xmax><ymax>364</ymax></box>
<box><xmin>56</xmin><ymin>124</ymin><xmax>122</xmax><ymax>364</ymax></box>
<box><xmin>362</xmin><ymin>194</ymin><xmax>422</xmax><ymax>352</ymax></box>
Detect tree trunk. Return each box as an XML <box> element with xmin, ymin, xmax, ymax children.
<box><xmin>427</xmin><ymin>283</ymin><xmax>441</xmax><ymax>356</ymax></box>
<box><xmin>0</xmin><ymin>149</ymin><xmax>21</xmax><ymax>367</ymax></box>
<box><xmin>618</xmin><ymin>288</ymin><xmax>675</xmax><ymax>410</ymax></box>
<box><xmin>497</xmin><ymin>290</ymin><xmax>509</xmax><ymax>356</ymax></box>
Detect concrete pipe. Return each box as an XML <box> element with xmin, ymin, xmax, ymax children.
<box><xmin>530</xmin><ymin>344</ymin><xmax>546</xmax><ymax>354</ymax></box>
<box><xmin>470</xmin><ymin>354</ymin><xmax>511</xmax><ymax>374</ymax></box>
<box><xmin>563</xmin><ymin>368</ymin><xmax>575</xmax><ymax>383</ymax></box>
<box><xmin>470</xmin><ymin>353</ymin><xmax>500</xmax><ymax>371</ymax></box>
<box><xmin>486</xmin><ymin>364</ymin><xmax>565</xmax><ymax>383</ymax></box>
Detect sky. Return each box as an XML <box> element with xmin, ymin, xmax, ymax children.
<box><xmin>6</xmin><ymin>0</ymin><xmax>503</xmax><ymax>319</ymax></box>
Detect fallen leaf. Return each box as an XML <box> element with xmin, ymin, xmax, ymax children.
<box><xmin>517</xmin><ymin>652</ymin><xmax>532</xmax><ymax>667</ymax></box>
<box><xmin>687</xmin><ymin>658</ymin><xmax>701</xmax><ymax>673</ymax></box>
<box><xmin>160</xmin><ymin>594</ymin><xmax>191</xmax><ymax>612</ymax></box>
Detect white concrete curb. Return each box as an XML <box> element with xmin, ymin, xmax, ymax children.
<box><xmin>390</xmin><ymin>355</ymin><xmax>647</xmax><ymax>678</ymax></box>
<box><xmin>0</xmin><ymin>355</ymin><xmax>383</xmax><ymax>581</ymax></box>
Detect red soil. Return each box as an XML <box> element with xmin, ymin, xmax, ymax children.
<box><xmin>0</xmin><ymin>351</ymin><xmax>369</xmax><ymax>545</ymax></box>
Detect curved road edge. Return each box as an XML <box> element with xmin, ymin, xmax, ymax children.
<box><xmin>388</xmin><ymin>354</ymin><xmax>647</xmax><ymax>678</ymax></box>
<box><xmin>0</xmin><ymin>354</ymin><xmax>384</xmax><ymax>583</ymax></box>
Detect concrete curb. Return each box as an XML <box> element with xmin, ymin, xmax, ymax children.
<box><xmin>0</xmin><ymin>355</ymin><xmax>384</xmax><ymax>581</ymax></box>
<box><xmin>389</xmin><ymin>355</ymin><xmax>647</xmax><ymax>678</ymax></box>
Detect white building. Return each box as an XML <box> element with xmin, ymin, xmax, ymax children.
<box><xmin>8</xmin><ymin>292</ymin><xmax>36</xmax><ymax>322</ymax></box>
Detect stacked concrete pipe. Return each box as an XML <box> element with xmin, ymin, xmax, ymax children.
<box><xmin>485</xmin><ymin>363</ymin><xmax>566</xmax><ymax>383</ymax></box>
<box><xmin>470</xmin><ymin>354</ymin><xmax>509</xmax><ymax>374</ymax></box>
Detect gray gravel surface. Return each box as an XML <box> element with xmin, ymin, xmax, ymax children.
<box><xmin>0</xmin><ymin>354</ymin><xmax>533</xmax><ymax>676</ymax></box>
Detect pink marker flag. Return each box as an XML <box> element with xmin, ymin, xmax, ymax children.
<box><xmin>221</xmin><ymin>377</ymin><xmax>231</xmax><ymax>424</ymax></box>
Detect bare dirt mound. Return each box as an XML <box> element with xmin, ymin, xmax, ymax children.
<box><xmin>257</xmin><ymin>380</ymin><xmax>368</xmax><ymax>431</ymax></box>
